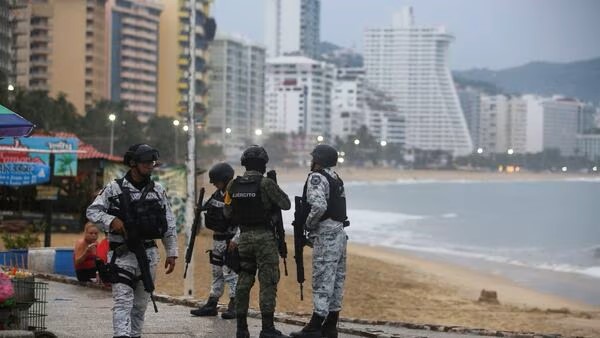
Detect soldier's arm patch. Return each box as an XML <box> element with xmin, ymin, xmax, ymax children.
<box><xmin>310</xmin><ymin>175</ymin><xmax>322</xmax><ymax>185</ymax></box>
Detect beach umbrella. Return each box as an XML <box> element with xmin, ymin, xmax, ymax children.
<box><xmin>0</xmin><ymin>104</ymin><xmax>35</xmax><ymax>138</ymax></box>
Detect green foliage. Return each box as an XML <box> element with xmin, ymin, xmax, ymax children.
<box><xmin>1</xmin><ymin>224</ymin><xmax>41</xmax><ymax>250</ymax></box>
<box><xmin>11</xmin><ymin>90</ymin><xmax>81</xmax><ymax>133</ymax></box>
<box><xmin>263</xmin><ymin>132</ymin><xmax>288</xmax><ymax>164</ymax></box>
<box><xmin>336</xmin><ymin>126</ymin><xmax>381</xmax><ymax>165</ymax></box>
<box><xmin>81</xmin><ymin>100</ymin><xmax>145</xmax><ymax>156</ymax></box>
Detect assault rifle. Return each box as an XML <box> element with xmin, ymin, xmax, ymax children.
<box><xmin>119</xmin><ymin>182</ymin><xmax>159</xmax><ymax>312</ymax></box>
<box><xmin>184</xmin><ymin>187</ymin><xmax>206</xmax><ymax>279</ymax></box>
<box><xmin>266</xmin><ymin>170</ymin><xmax>288</xmax><ymax>276</ymax></box>
<box><xmin>292</xmin><ymin>195</ymin><xmax>309</xmax><ymax>300</ymax></box>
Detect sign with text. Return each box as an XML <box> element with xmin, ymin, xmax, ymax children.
<box><xmin>0</xmin><ymin>162</ymin><xmax>50</xmax><ymax>186</ymax></box>
<box><xmin>0</xmin><ymin>136</ymin><xmax>78</xmax><ymax>177</ymax></box>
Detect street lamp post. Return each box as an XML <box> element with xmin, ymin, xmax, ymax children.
<box><xmin>173</xmin><ymin>120</ymin><xmax>180</xmax><ymax>163</ymax></box>
<box><xmin>108</xmin><ymin>113</ymin><xmax>116</xmax><ymax>156</ymax></box>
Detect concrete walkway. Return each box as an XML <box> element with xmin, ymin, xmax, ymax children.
<box><xmin>37</xmin><ymin>277</ymin><xmax>530</xmax><ymax>338</ymax></box>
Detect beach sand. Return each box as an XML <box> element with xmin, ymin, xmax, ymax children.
<box><xmin>38</xmin><ymin>232</ymin><xmax>600</xmax><ymax>337</ymax></box>
<box><xmin>271</xmin><ymin>166</ymin><xmax>593</xmax><ymax>184</ymax></box>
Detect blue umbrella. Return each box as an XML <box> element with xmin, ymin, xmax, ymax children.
<box><xmin>0</xmin><ymin>104</ymin><xmax>35</xmax><ymax>137</ymax></box>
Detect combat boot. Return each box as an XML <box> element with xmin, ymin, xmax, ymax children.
<box><xmin>259</xmin><ymin>312</ymin><xmax>290</xmax><ymax>338</ymax></box>
<box><xmin>221</xmin><ymin>297</ymin><xmax>236</xmax><ymax>319</ymax></box>
<box><xmin>289</xmin><ymin>313</ymin><xmax>324</xmax><ymax>338</ymax></box>
<box><xmin>321</xmin><ymin>311</ymin><xmax>339</xmax><ymax>338</ymax></box>
<box><xmin>237</xmin><ymin>314</ymin><xmax>250</xmax><ymax>338</ymax></box>
<box><xmin>190</xmin><ymin>296</ymin><xmax>218</xmax><ymax>316</ymax></box>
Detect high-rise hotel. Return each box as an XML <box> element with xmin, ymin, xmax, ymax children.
<box><xmin>364</xmin><ymin>7</ymin><xmax>472</xmax><ymax>155</ymax></box>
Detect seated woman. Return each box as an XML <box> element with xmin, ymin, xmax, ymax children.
<box><xmin>73</xmin><ymin>222</ymin><xmax>99</xmax><ymax>282</ymax></box>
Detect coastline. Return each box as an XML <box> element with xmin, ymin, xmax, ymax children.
<box><xmin>268</xmin><ymin>167</ymin><xmax>596</xmax><ymax>184</ymax></box>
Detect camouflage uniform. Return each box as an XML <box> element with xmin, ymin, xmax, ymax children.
<box><xmin>206</xmin><ymin>190</ymin><xmax>240</xmax><ymax>299</ymax></box>
<box><xmin>224</xmin><ymin>170</ymin><xmax>291</xmax><ymax>317</ymax></box>
<box><xmin>87</xmin><ymin>175</ymin><xmax>178</xmax><ymax>338</ymax></box>
<box><xmin>305</xmin><ymin>168</ymin><xmax>348</xmax><ymax>318</ymax></box>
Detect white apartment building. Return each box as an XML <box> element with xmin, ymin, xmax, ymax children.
<box><xmin>479</xmin><ymin>95</ymin><xmax>528</xmax><ymax>154</ymax></box>
<box><xmin>331</xmin><ymin>79</ymin><xmax>364</xmax><ymax>140</ymax></box>
<box><xmin>265</xmin><ymin>56</ymin><xmax>335</xmax><ymax>142</ymax></box>
<box><xmin>364</xmin><ymin>87</ymin><xmax>405</xmax><ymax>145</ymax></box>
<box><xmin>457</xmin><ymin>87</ymin><xmax>482</xmax><ymax>148</ymax></box>
<box><xmin>364</xmin><ymin>7</ymin><xmax>472</xmax><ymax>155</ymax></box>
<box><xmin>542</xmin><ymin>97</ymin><xmax>580</xmax><ymax>156</ymax></box>
<box><xmin>523</xmin><ymin>95</ymin><xmax>544</xmax><ymax>153</ymax></box>
<box><xmin>207</xmin><ymin>34</ymin><xmax>266</xmax><ymax>155</ymax></box>
<box><xmin>264</xmin><ymin>0</ymin><xmax>320</xmax><ymax>58</ymax></box>
<box><xmin>576</xmin><ymin>134</ymin><xmax>600</xmax><ymax>162</ymax></box>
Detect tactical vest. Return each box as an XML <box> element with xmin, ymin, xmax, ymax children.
<box><xmin>204</xmin><ymin>190</ymin><xmax>230</xmax><ymax>233</ymax></box>
<box><xmin>302</xmin><ymin>170</ymin><xmax>348</xmax><ymax>223</ymax></box>
<box><xmin>230</xmin><ymin>175</ymin><xmax>267</xmax><ymax>228</ymax></box>
<box><xmin>114</xmin><ymin>178</ymin><xmax>168</xmax><ymax>240</ymax></box>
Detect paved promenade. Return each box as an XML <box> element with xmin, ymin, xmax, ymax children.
<box><xmin>35</xmin><ymin>276</ymin><xmax>520</xmax><ymax>338</ymax></box>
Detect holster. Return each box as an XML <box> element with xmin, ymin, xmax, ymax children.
<box><xmin>224</xmin><ymin>247</ymin><xmax>241</xmax><ymax>274</ymax></box>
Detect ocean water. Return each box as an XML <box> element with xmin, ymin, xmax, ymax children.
<box><xmin>280</xmin><ymin>179</ymin><xmax>600</xmax><ymax>306</ymax></box>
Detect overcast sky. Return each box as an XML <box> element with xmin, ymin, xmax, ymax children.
<box><xmin>211</xmin><ymin>0</ymin><xmax>600</xmax><ymax>70</ymax></box>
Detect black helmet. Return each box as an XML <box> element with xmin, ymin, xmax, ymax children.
<box><xmin>311</xmin><ymin>144</ymin><xmax>338</xmax><ymax>167</ymax></box>
<box><xmin>240</xmin><ymin>145</ymin><xmax>269</xmax><ymax>166</ymax></box>
<box><xmin>208</xmin><ymin>162</ymin><xmax>234</xmax><ymax>184</ymax></box>
<box><xmin>123</xmin><ymin>143</ymin><xmax>159</xmax><ymax>166</ymax></box>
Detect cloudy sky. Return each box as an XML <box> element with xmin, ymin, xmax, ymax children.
<box><xmin>212</xmin><ymin>0</ymin><xmax>600</xmax><ymax>70</ymax></box>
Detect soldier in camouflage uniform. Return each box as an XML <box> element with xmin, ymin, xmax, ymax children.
<box><xmin>224</xmin><ymin>145</ymin><xmax>291</xmax><ymax>338</ymax></box>
<box><xmin>191</xmin><ymin>162</ymin><xmax>239</xmax><ymax>319</ymax></box>
<box><xmin>87</xmin><ymin>144</ymin><xmax>178</xmax><ymax>338</ymax></box>
<box><xmin>291</xmin><ymin>144</ymin><xmax>348</xmax><ymax>338</ymax></box>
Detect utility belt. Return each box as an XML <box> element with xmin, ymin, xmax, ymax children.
<box><xmin>109</xmin><ymin>240</ymin><xmax>157</xmax><ymax>251</ymax></box>
<box><xmin>239</xmin><ymin>224</ymin><xmax>270</xmax><ymax>233</ymax></box>
<box><xmin>213</xmin><ymin>233</ymin><xmax>234</xmax><ymax>241</ymax></box>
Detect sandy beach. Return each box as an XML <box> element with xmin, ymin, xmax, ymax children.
<box><xmin>270</xmin><ymin>166</ymin><xmax>594</xmax><ymax>184</ymax></box>
<box><xmin>37</xmin><ymin>232</ymin><xmax>600</xmax><ymax>337</ymax></box>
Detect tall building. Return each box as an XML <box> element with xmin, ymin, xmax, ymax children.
<box><xmin>207</xmin><ymin>34</ymin><xmax>266</xmax><ymax>154</ymax></box>
<box><xmin>523</xmin><ymin>95</ymin><xmax>544</xmax><ymax>153</ymax></box>
<box><xmin>108</xmin><ymin>0</ymin><xmax>162</xmax><ymax>122</ymax></box>
<box><xmin>576</xmin><ymin>134</ymin><xmax>600</xmax><ymax>162</ymax></box>
<box><xmin>265</xmin><ymin>56</ymin><xmax>335</xmax><ymax>140</ymax></box>
<box><xmin>0</xmin><ymin>1</ymin><xmax>9</xmax><ymax>81</ymax></box>
<box><xmin>578</xmin><ymin>103</ymin><xmax>598</xmax><ymax>134</ymax></box>
<box><xmin>364</xmin><ymin>7</ymin><xmax>472</xmax><ymax>155</ymax></box>
<box><xmin>542</xmin><ymin>97</ymin><xmax>580</xmax><ymax>156</ymax></box>
<box><xmin>158</xmin><ymin>0</ymin><xmax>212</xmax><ymax>122</ymax></box>
<box><xmin>457</xmin><ymin>86</ymin><xmax>482</xmax><ymax>149</ymax></box>
<box><xmin>479</xmin><ymin>95</ymin><xmax>527</xmax><ymax>154</ymax></box>
<box><xmin>331</xmin><ymin>78</ymin><xmax>365</xmax><ymax>141</ymax></box>
<box><xmin>364</xmin><ymin>87</ymin><xmax>405</xmax><ymax>146</ymax></box>
<box><xmin>9</xmin><ymin>0</ymin><xmax>107</xmax><ymax>115</ymax></box>
<box><xmin>264</xmin><ymin>0</ymin><xmax>320</xmax><ymax>58</ymax></box>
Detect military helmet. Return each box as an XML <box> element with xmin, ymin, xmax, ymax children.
<box><xmin>240</xmin><ymin>145</ymin><xmax>269</xmax><ymax>166</ymax></box>
<box><xmin>208</xmin><ymin>162</ymin><xmax>234</xmax><ymax>184</ymax></box>
<box><xmin>311</xmin><ymin>144</ymin><xmax>338</xmax><ymax>167</ymax></box>
<box><xmin>123</xmin><ymin>143</ymin><xmax>159</xmax><ymax>166</ymax></box>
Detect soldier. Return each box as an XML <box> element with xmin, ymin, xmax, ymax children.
<box><xmin>224</xmin><ymin>145</ymin><xmax>291</xmax><ymax>338</ymax></box>
<box><xmin>290</xmin><ymin>144</ymin><xmax>348</xmax><ymax>338</ymax></box>
<box><xmin>190</xmin><ymin>162</ymin><xmax>238</xmax><ymax>319</ymax></box>
<box><xmin>87</xmin><ymin>144</ymin><xmax>178</xmax><ymax>338</ymax></box>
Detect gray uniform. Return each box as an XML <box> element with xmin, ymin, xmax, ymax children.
<box><xmin>305</xmin><ymin>168</ymin><xmax>348</xmax><ymax>318</ymax></box>
<box><xmin>206</xmin><ymin>191</ymin><xmax>240</xmax><ymax>299</ymax></box>
<box><xmin>87</xmin><ymin>176</ymin><xmax>178</xmax><ymax>338</ymax></box>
